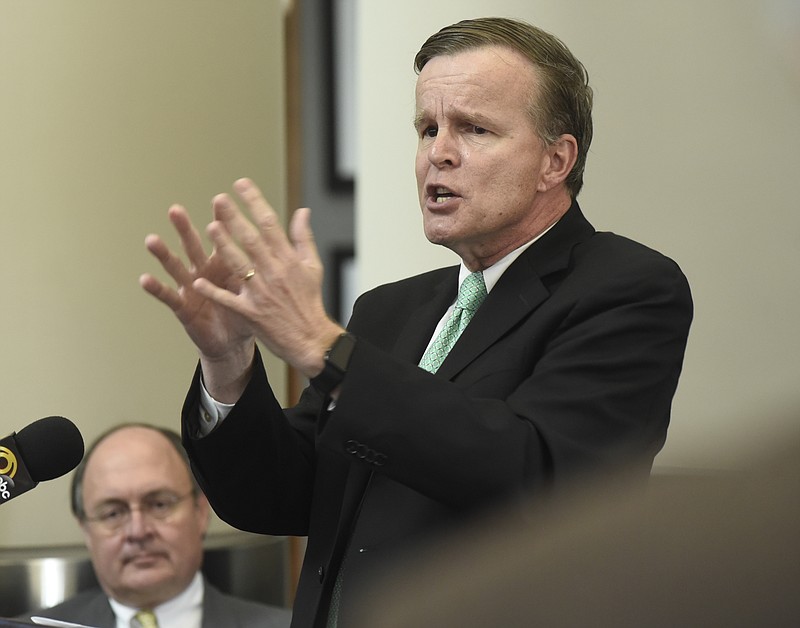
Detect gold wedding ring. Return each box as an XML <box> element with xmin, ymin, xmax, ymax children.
<box><xmin>242</xmin><ymin>268</ymin><xmax>256</xmax><ymax>281</ymax></box>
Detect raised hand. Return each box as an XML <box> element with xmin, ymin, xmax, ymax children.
<box><xmin>140</xmin><ymin>202</ymin><xmax>257</xmax><ymax>402</ymax></box>
<box><xmin>194</xmin><ymin>178</ymin><xmax>344</xmax><ymax>379</ymax></box>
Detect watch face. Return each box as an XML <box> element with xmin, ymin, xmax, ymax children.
<box><xmin>311</xmin><ymin>333</ymin><xmax>356</xmax><ymax>396</ymax></box>
<box><xmin>329</xmin><ymin>333</ymin><xmax>356</xmax><ymax>371</ymax></box>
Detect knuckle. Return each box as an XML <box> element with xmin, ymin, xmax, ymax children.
<box><xmin>239</xmin><ymin>230</ymin><xmax>261</xmax><ymax>248</ymax></box>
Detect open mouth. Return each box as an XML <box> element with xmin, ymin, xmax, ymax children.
<box><xmin>428</xmin><ymin>185</ymin><xmax>458</xmax><ymax>204</ymax></box>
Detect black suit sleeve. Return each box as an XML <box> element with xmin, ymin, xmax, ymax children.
<box><xmin>181</xmin><ymin>351</ymin><xmax>323</xmax><ymax>535</ymax></box>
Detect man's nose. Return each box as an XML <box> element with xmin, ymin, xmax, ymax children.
<box><xmin>428</xmin><ymin>129</ymin><xmax>460</xmax><ymax>168</ymax></box>
<box><xmin>124</xmin><ymin>507</ymin><xmax>154</xmax><ymax>538</ymax></box>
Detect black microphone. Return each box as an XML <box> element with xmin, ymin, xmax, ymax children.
<box><xmin>0</xmin><ymin>416</ymin><xmax>84</xmax><ymax>505</ymax></box>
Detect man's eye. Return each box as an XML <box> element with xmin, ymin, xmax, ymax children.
<box><xmin>471</xmin><ymin>125</ymin><xmax>488</xmax><ymax>135</ymax></box>
<box><xmin>147</xmin><ymin>499</ymin><xmax>173</xmax><ymax>514</ymax></box>
<box><xmin>99</xmin><ymin>507</ymin><xmax>125</xmax><ymax>521</ymax></box>
<box><xmin>422</xmin><ymin>126</ymin><xmax>437</xmax><ymax>138</ymax></box>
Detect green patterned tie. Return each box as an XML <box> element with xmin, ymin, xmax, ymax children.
<box><xmin>419</xmin><ymin>271</ymin><xmax>487</xmax><ymax>373</ymax></box>
<box><xmin>131</xmin><ymin>610</ymin><xmax>159</xmax><ymax>628</ymax></box>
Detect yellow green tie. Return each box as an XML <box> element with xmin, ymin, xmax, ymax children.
<box><xmin>132</xmin><ymin>610</ymin><xmax>159</xmax><ymax>628</ymax></box>
<box><xmin>419</xmin><ymin>271</ymin><xmax>487</xmax><ymax>373</ymax></box>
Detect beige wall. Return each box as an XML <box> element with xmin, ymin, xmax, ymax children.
<box><xmin>0</xmin><ymin>0</ymin><xmax>287</xmax><ymax>546</ymax></box>
<box><xmin>356</xmin><ymin>0</ymin><xmax>800</xmax><ymax>470</ymax></box>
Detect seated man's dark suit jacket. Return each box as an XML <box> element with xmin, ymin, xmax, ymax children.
<box><xmin>20</xmin><ymin>578</ymin><xmax>292</xmax><ymax>627</ymax></box>
<box><xmin>181</xmin><ymin>202</ymin><xmax>693</xmax><ymax>628</ymax></box>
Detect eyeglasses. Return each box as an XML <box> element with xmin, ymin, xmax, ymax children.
<box><xmin>83</xmin><ymin>490</ymin><xmax>195</xmax><ymax>533</ymax></box>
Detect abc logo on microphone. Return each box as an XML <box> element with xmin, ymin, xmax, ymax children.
<box><xmin>1</xmin><ymin>445</ymin><xmax>33</xmax><ymax>502</ymax></box>
<box><xmin>0</xmin><ymin>446</ymin><xmax>20</xmax><ymax>499</ymax></box>
<box><xmin>0</xmin><ymin>445</ymin><xmax>19</xmax><ymax>477</ymax></box>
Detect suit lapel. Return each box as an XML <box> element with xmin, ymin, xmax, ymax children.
<box><xmin>436</xmin><ymin>201</ymin><xmax>595</xmax><ymax>380</ymax></box>
<box><xmin>391</xmin><ymin>267</ymin><xmax>459</xmax><ymax>364</ymax></box>
<box><xmin>201</xmin><ymin>580</ymin><xmax>225</xmax><ymax>627</ymax></box>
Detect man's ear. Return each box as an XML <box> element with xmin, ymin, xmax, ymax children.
<box><xmin>79</xmin><ymin>519</ymin><xmax>96</xmax><ymax>552</ymax></box>
<box><xmin>537</xmin><ymin>134</ymin><xmax>578</xmax><ymax>192</ymax></box>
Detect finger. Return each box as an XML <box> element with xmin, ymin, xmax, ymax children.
<box><xmin>193</xmin><ymin>276</ymin><xmax>250</xmax><ymax>316</ymax></box>
<box><xmin>211</xmin><ymin>192</ymin><xmax>273</xmax><ymax>267</ymax></box>
<box><xmin>205</xmin><ymin>217</ymin><xmax>256</xmax><ymax>284</ymax></box>
<box><xmin>231</xmin><ymin>178</ymin><xmax>293</xmax><ymax>259</ymax></box>
<box><xmin>289</xmin><ymin>207</ymin><xmax>323</xmax><ymax>269</ymax></box>
<box><xmin>139</xmin><ymin>273</ymin><xmax>185</xmax><ymax>313</ymax></box>
<box><xmin>167</xmin><ymin>204</ymin><xmax>210</xmax><ymax>272</ymax></box>
<box><xmin>144</xmin><ymin>233</ymin><xmax>196</xmax><ymax>288</ymax></box>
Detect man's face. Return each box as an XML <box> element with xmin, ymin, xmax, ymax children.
<box><xmin>79</xmin><ymin>427</ymin><xmax>210</xmax><ymax>608</ymax></box>
<box><xmin>415</xmin><ymin>46</ymin><xmax>557</xmax><ymax>269</ymax></box>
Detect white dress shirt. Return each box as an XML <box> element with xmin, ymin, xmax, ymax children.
<box><xmin>108</xmin><ymin>571</ymin><xmax>203</xmax><ymax>628</ymax></box>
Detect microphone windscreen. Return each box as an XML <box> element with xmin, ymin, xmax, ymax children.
<box><xmin>14</xmin><ymin>416</ymin><xmax>84</xmax><ymax>481</ymax></box>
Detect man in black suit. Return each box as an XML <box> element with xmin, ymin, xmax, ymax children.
<box><xmin>140</xmin><ymin>17</ymin><xmax>692</xmax><ymax>627</ymax></box>
<box><xmin>21</xmin><ymin>425</ymin><xmax>291</xmax><ymax>628</ymax></box>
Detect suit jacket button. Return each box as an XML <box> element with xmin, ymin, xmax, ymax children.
<box><xmin>318</xmin><ymin>566</ymin><xmax>325</xmax><ymax>582</ymax></box>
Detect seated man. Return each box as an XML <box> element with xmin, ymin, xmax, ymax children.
<box><xmin>21</xmin><ymin>424</ymin><xmax>291</xmax><ymax>628</ymax></box>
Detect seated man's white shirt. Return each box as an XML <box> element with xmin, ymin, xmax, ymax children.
<box><xmin>109</xmin><ymin>571</ymin><xmax>203</xmax><ymax>628</ymax></box>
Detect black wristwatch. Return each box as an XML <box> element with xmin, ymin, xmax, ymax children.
<box><xmin>310</xmin><ymin>332</ymin><xmax>357</xmax><ymax>396</ymax></box>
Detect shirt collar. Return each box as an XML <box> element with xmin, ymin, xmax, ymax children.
<box><xmin>109</xmin><ymin>571</ymin><xmax>203</xmax><ymax>628</ymax></box>
<box><xmin>458</xmin><ymin>220</ymin><xmax>559</xmax><ymax>293</ymax></box>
